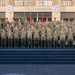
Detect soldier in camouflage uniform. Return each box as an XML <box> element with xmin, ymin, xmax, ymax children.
<box><xmin>34</xmin><ymin>26</ymin><xmax>40</xmax><ymax>48</ymax></box>
<box><xmin>41</xmin><ymin>26</ymin><xmax>46</xmax><ymax>48</ymax></box>
<box><xmin>66</xmin><ymin>19</ymin><xmax>72</xmax><ymax>27</ymax></box>
<box><xmin>46</xmin><ymin>27</ymin><xmax>52</xmax><ymax>48</ymax></box>
<box><xmin>18</xmin><ymin>23</ymin><xmax>23</xmax><ymax>31</ymax></box>
<box><xmin>3</xmin><ymin>18</ymin><xmax>10</xmax><ymax>27</ymax></box>
<box><xmin>27</xmin><ymin>27</ymin><xmax>32</xmax><ymax>48</ymax></box>
<box><xmin>11</xmin><ymin>18</ymin><xmax>16</xmax><ymax>25</ymax></box>
<box><xmin>10</xmin><ymin>24</ymin><xmax>14</xmax><ymax>32</ymax></box>
<box><xmin>52</xmin><ymin>18</ymin><xmax>58</xmax><ymax>27</ymax></box>
<box><xmin>45</xmin><ymin>18</ymin><xmax>49</xmax><ymax>25</ymax></box>
<box><xmin>20</xmin><ymin>27</ymin><xmax>26</xmax><ymax>48</ymax></box>
<box><xmin>13</xmin><ymin>26</ymin><xmax>19</xmax><ymax>48</ymax></box>
<box><xmin>67</xmin><ymin>28</ymin><xmax>73</xmax><ymax>48</ymax></box>
<box><xmin>1</xmin><ymin>29</ymin><xmax>6</xmax><ymax>48</ymax></box>
<box><xmin>72</xmin><ymin>25</ymin><xmax>75</xmax><ymax>45</ymax></box>
<box><xmin>0</xmin><ymin>20</ymin><xmax>2</xmax><ymax>26</ymax></box>
<box><xmin>30</xmin><ymin>25</ymin><xmax>35</xmax><ymax>48</ymax></box>
<box><xmin>53</xmin><ymin>30</ymin><xmax>59</xmax><ymax>48</ymax></box>
<box><xmin>0</xmin><ymin>24</ymin><xmax>2</xmax><ymax>47</ymax></box>
<box><xmin>17</xmin><ymin>18</ymin><xmax>22</xmax><ymax>26</ymax></box>
<box><xmin>7</xmin><ymin>29</ymin><xmax>13</xmax><ymax>48</ymax></box>
<box><xmin>38</xmin><ymin>19</ymin><xmax>42</xmax><ymax>25</ymax></box>
<box><xmin>5</xmin><ymin>24</ymin><xmax>10</xmax><ymax>32</ymax></box>
<box><xmin>27</xmin><ymin>23</ymin><xmax>31</xmax><ymax>30</ymax></box>
<box><xmin>59</xmin><ymin>28</ymin><xmax>66</xmax><ymax>48</ymax></box>
<box><xmin>72</xmin><ymin>19</ymin><xmax>75</xmax><ymax>25</ymax></box>
<box><xmin>24</xmin><ymin>18</ymin><xmax>28</xmax><ymax>25</ymax></box>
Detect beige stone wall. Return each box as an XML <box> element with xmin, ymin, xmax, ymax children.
<box><xmin>0</xmin><ymin>0</ymin><xmax>75</xmax><ymax>21</ymax></box>
<box><xmin>30</xmin><ymin>0</ymin><xmax>36</xmax><ymax>6</ymax></box>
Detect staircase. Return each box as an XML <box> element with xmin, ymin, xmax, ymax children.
<box><xmin>0</xmin><ymin>49</ymin><xmax>75</xmax><ymax>64</ymax></box>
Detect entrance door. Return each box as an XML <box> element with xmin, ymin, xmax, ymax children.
<box><xmin>14</xmin><ymin>12</ymin><xmax>52</xmax><ymax>22</ymax></box>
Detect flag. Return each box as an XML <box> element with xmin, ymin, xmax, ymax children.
<box><xmin>30</xmin><ymin>13</ymin><xmax>32</xmax><ymax>23</ymax></box>
<box><xmin>36</xmin><ymin>12</ymin><xmax>38</xmax><ymax>22</ymax></box>
<box><xmin>41</xmin><ymin>13</ymin><xmax>44</xmax><ymax>23</ymax></box>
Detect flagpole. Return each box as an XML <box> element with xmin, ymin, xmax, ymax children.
<box><xmin>36</xmin><ymin>12</ymin><xmax>38</xmax><ymax>22</ymax></box>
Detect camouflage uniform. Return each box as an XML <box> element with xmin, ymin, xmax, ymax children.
<box><xmin>20</xmin><ymin>28</ymin><xmax>26</xmax><ymax>48</ymax></box>
<box><xmin>66</xmin><ymin>20</ymin><xmax>72</xmax><ymax>27</ymax></box>
<box><xmin>34</xmin><ymin>27</ymin><xmax>39</xmax><ymax>48</ymax></box>
<box><xmin>46</xmin><ymin>27</ymin><xmax>52</xmax><ymax>48</ymax></box>
<box><xmin>59</xmin><ymin>29</ymin><xmax>66</xmax><ymax>48</ymax></box>
<box><xmin>27</xmin><ymin>28</ymin><xmax>32</xmax><ymax>48</ymax></box>
<box><xmin>67</xmin><ymin>29</ymin><xmax>73</xmax><ymax>48</ymax></box>
<box><xmin>11</xmin><ymin>19</ymin><xmax>16</xmax><ymax>25</ymax></box>
<box><xmin>41</xmin><ymin>27</ymin><xmax>46</xmax><ymax>48</ymax></box>
<box><xmin>0</xmin><ymin>26</ymin><xmax>2</xmax><ymax>47</ymax></box>
<box><xmin>7</xmin><ymin>29</ymin><xmax>13</xmax><ymax>48</ymax></box>
<box><xmin>3</xmin><ymin>18</ymin><xmax>10</xmax><ymax>27</ymax></box>
<box><xmin>5</xmin><ymin>24</ymin><xmax>10</xmax><ymax>32</ymax></box>
<box><xmin>13</xmin><ymin>27</ymin><xmax>19</xmax><ymax>48</ymax></box>
<box><xmin>72</xmin><ymin>26</ymin><xmax>75</xmax><ymax>45</ymax></box>
<box><xmin>53</xmin><ymin>31</ymin><xmax>59</xmax><ymax>48</ymax></box>
<box><xmin>1</xmin><ymin>29</ymin><xmax>6</xmax><ymax>48</ymax></box>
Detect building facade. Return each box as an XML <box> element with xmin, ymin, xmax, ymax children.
<box><xmin>0</xmin><ymin>0</ymin><xmax>75</xmax><ymax>22</ymax></box>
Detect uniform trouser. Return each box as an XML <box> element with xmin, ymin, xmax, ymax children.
<box><xmin>60</xmin><ymin>40</ymin><xmax>66</xmax><ymax>48</ymax></box>
<box><xmin>14</xmin><ymin>38</ymin><xmax>19</xmax><ymax>48</ymax></box>
<box><xmin>1</xmin><ymin>38</ymin><xmax>6</xmax><ymax>48</ymax></box>
<box><xmin>0</xmin><ymin>37</ymin><xmax>1</xmax><ymax>47</ymax></box>
<box><xmin>54</xmin><ymin>40</ymin><xmax>58</xmax><ymax>48</ymax></box>
<box><xmin>27</xmin><ymin>38</ymin><xmax>32</xmax><ymax>48</ymax></box>
<box><xmin>41</xmin><ymin>38</ymin><xmax>46</xmax><ymax>48</ymax></box>
<box><xmin>34</xmin><ymin>38</ymin><xmax>39</xmax><ymax>48</ymax></box>
<box><xmin>68</xmin><ymin>40</ymin><xmax>73</xmax><ymax>48</ymax></box>
<box><xmin>21</xmin><ymin>38</ymin><xmax>26</xmax><ymax>48</ymax></box>
<box><xmin>8</xmin><ymin>38</ymin><xmax>12</xmax><ymax>48</ymax></box>
<box><xmin>47</xmin><ymin>39</ymin><xmax>52</xmax><ymax>48</ymax></box>
<box><xmin>73</xmin><ymin>36</ymin><xmax>75</xmax><ymax>45</ymax></box>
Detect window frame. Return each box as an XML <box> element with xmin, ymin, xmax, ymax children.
<box><xmin>36</xmin><ymin>0</ymin><xmax>52</xmax><ymax>6</ymax></box>
<box><xmin>14</xmin><ymin>0</ymin><xmax>30</xmax><ymax>6</ymax></box>
<box><xmin>61</xmin><ymin>0</ymin><xmax>72</xmax><ymax>6</ymax></box>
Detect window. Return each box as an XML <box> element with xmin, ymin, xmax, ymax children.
<box><xmin>61</xmin><ymin>0</ymin><xmax>72</xmax><ymax>6</ymax></box>
<box><xmin>0</xmin><ymin>0</ymin><xmax>6</xmax><ymax>6</ymax></box>
<box><xmin>24</xmin><ymin>0</ymin><xmax>29</xmax><ymax>6</ymax></box>
<box><xmin>37</xmin><ymin>0</ymin><xmax>52</xmax><ymax>6</ymax></box>
<box><xmin>14</xmin><ymin>0</ymin><xmax>30</xmax><ymax>6</ymax></box>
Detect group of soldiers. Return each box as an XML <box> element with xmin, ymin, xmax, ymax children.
<box><xmin>0</xmin><ymin>18</ymin><xmax>75</xmax><ymax>49</ymax></box>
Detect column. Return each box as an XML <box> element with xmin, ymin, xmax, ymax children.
<box><xmin>52</xmin><ymin>12</ymin><xmax>60</xmax><ymax>21</ymax></box>
<box><xmin>52</xmin><ymin>0</ymin><xmax>61</xmax><ymax>21</ymax></box>
<box><xmin>5</xmin><ymin>0</ymin><xmax>14</xmax><ymax>22</ymax></box>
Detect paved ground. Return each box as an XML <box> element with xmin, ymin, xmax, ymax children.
<box><xmin>0</xmin><ymin>65</ymin><xmax>75</xmax><ymax>75</ymax></box>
